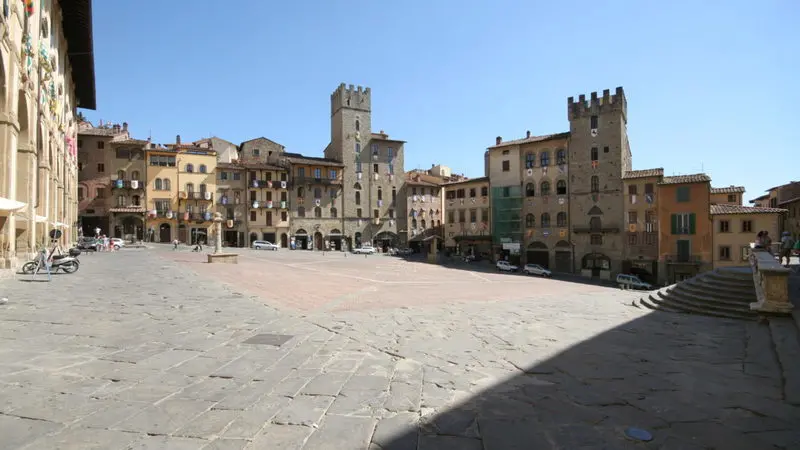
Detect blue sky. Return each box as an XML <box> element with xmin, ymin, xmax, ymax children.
<box><xmin>84</xmin><ymin>1</ymin><xmax>797</xmax><ymax>202</ymax></box>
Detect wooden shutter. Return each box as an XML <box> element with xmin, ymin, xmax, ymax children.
<box><xmin>670</xmin><ymin>214</ymin><xmax>678</xmax><ymax>234</ymax></box>
<box><xmin>689</xmin><ymin>213</ymin><xmax>696</xmax><ymax>235</ymax></box>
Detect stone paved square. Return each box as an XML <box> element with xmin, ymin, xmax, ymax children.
<box><xmin>0</xmin><ymin>246</ymin><xmax>798</xmax><ymax>449</ymax></box>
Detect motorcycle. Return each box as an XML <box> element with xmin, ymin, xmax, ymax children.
<box><xmin>21</xmin><ymin>248</ymin><xmax>81</xmax><ymax>274</ymax></box>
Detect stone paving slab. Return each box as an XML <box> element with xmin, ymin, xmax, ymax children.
<box><xmin>0</xmin><ymin>248</ymin><xmax>798</xmax><ymax>449</ymax></box>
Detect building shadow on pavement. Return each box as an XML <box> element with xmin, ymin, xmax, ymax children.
<box><xmin>376</xmin><ymin>309</ymin><xmax>800</xmax><ymax>449</ymax></box>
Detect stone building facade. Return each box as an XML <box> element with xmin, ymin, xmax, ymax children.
<box><xmin>0</xmin><ymin>0</ymin><xmax>95</xmax><ymax>271</ymax></box>
<box><xmin>215</xmin><ymin>162</ymin><xmax>246</xmax><ymax>247</ymax></box>
<box><xmin>107</xmin><ymin>137</ymin><xmax>147</xmax><ymax>240</ymax></box>
<box><xmin>323</xmin><ymin>84</ymin><xmax>405</xmax><ymax>251</ymax></box>
<box><xmin>567</xmin><ymin>88</ymin><xmax>631</xmax><ymax>279</ymax></box>
<box><xmin>443</xmin><ymin>177</ymin><xmax>491</xmax><ymax>258</ymax></box>
<box><xmin>486</xmin><ymin>136</ymin><xmax>523</xmax><ymax>264</ymax></box>
<box><xmin>710</xmin><ymin>186</ymin><xmax>745</xmax><ymax>206</ymax></box>
<box><xmin>621</xmin><ymin>168</ymin><xmax>663</xmax><ymax>283</ymax></box>
<box><xmin>711</xmin><ymin>204</ymin><xmax>785</xmax><ymax>268</ymax></box>
<box><xmin>285</xmin><ymin>154</ymin><xmax>344</xmax><ymax>251</ymax></box>
<box><xmin>77</xmin><ymin>122</ymin><xmax>130</xmax><ymax>237</ymax></box>
<box><xmin>401</xmin><ymin>171</ymin><xmax>445</xmax><ymax>252</ymax></box>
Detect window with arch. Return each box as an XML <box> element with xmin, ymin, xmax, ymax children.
<box><xmin>412</xmin><ymin>218</ymin><xmax>418</xmax><ymax>229</ymax></box>
<box><xmin>331</xmin><ymin>207</ymin><xmax>338</xmax><ymax>218</ymax></box>
<box><xmin>540</xmin><ymin>181</ymin><xmax>551</xmax><ymax>196</ymax></box>
<box><xmin>297</xmin><ymin>206</ymin><xmax>306</xmax><ymax>217</ymax></box>
<box><xmin>557</xmin><ymin>180</ymin><xmax>567</xmax><ymax>195</ymax></box>
<box><xmin>540</xmin><ymin>151</ymin><xmax>550</xmax><ymax>167</ymax></box>
<box><xmin>421</xmin><ymin>219</ymin><xmax>426</xmax><ymax>229</ymax></box>
<box><xmin>556</xmin><ymin>149</ymin><xmax>566</xmax><ymax>165</ymax></box>
<box><xmin>186</xmin><ymin>183</ymin><xmax>194</xmax><ymax>193</ymax></box>
<box><xmin>392</xmin><ymin>187</ymin><xmax>396</xmax><ymax>202</ymax></box>
<box><xmin>313</xmin><ymin>187</ymin><xmax>322</xmax><ymax>199</ymax></box>
<box><xmin>314</xmin><ymin>207</ymin><xmax>322</xmax><ymax>218</ymax></box>
<box><xmin>525</xmin><ymin>183</ymin><xmax>535</xmax><ymax>197</ymax></box>
<box><xmin>199</xmin><ymin>164</ymin><xmax>207</xmax><ymax>173</ymax></box>
<box><xmin>429</xmin><ymin>209</ymin><xmax>434</xmax><ymax>217</ymax></box>
<box><xmin>541</xmin><ymin>213</ymin><xmax>551</xmax><ymax>228</ymax></box>
<box><xmin>185</xmin><ymin>163</ymin><xmax>194</xmax><ymax>173</ymax></box>
<box><xmin>155</xmin><ymin>178</ymin><xmax>163</xmax><ymax>190</ymax></box>
<box><xmin>354</xmin><ymin>182</ymin><xmax>362</xmax><ymax>190</ymax></box>
<box><xmin>355</xmin><ymin>191</ymin><xmax>361</xmax><ymax>205</ymax></box>
<box><xmin>131</xmin><ymin>170</ymin><xmax>140</xmax><ymax>180</ymax></box>
<box><xmin>355</xmin><ymin>154</ymin><xmax>362</xmax><ymax>172</ymax></box>
<box><xmin>132</xmin><ymin>195</ymin><xmax>141</xmax><ymax>206</ymax></box>
<box><xmin>117</xmin><ymin>195</ymin><xmax>126</xmax><ymax>207</ymax></box>
<box><xmin>199</xmin><ymin>183</ymin><xmax>207</xmax><ymax>194</ymax></box>
<box><xmin>163</xmin><ymin>179</ymin><xmax>171</xmax><ymax>190</ymax></box>
<box><xmin>591</xmin><ymin>147</ymin><xmax>599</xmax><ymax>162</ymax></box>
<box><xmin>297</xmin><ymin>187</ymin><xmax>304</xmax><ymax>198</ymax></box>
<box><xmin>377</xmin><ymin>188</ymin><xmax>383</xmax><ymax>201</ymax></box>
<box><xmin>591</xmin><ymin>176</ymin><xmax>599</xmax><ymax>193</ymax></box>
<box><xmin>355</xmin><ymin>119</ymin><xmax>360</xmax><ymax>131</ymax></box>
<box><xmin>117</xmin><ymin>170</ymin><xmax>125</xmax><ymax>180</ymax></box>
<box><xmin>525</xmin><ymin>152</ymin><xmax>535</xmax><ymax>169</ymax></box>
<box><xmin>557</xmin><ymin>212</ymin><xmax>567</xmax><ymax>227</ymax></box>
<box><xmin>355</xmin><ymin>143</ymin><xmax>361</xmax><ymax>154</ymax></box>
<box><xmin>525</xmin><ymin>213</ymin><xmax>535</xmax><ymax>228</ymax></box>
<box><xmin>590</xmin><ymin>216</ymin><xmax>602</xmax><ymax>232</ymax></box>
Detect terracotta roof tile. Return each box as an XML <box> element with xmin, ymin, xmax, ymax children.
<box><xmin>710</xmin><ymin>204</ymin><xmax>787</xmax><ymax>215</ymax></box>
<box><xmin>622</xmin><ymin>168</ymin><xmax>664</xmax><ymax>180</ymax></box>
<box><xmin>444</xmin><ymin>176</ymin><xmax>489</xmax><ymax>186</ymax></box>
<box><xmin>778</xmin><ymin>196</ymin><xmax>800</xmax><ymax>206</ymax></box>
<box><xmin>488</xmin><ymin>132</ymin><xmax>570</xmax><ymax>149</ymax></box>
<box><xmin>710</xmin><ymin>186</ymin><xmax>745</xmax><ymax>194</ymax></box>
<box><xmin>659</xmin><ymin>173</ymin><xmax>711</xmax><ymax>185</ymax></box>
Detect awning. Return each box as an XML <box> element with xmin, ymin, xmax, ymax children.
<box><xmin>0</xmin><ymin>197</ymin><xmax>26</xmax><ymax>212</ymax></box>
<box><xmin>52</xmin><ymin>222</ymin><xmax>68</xmax><ymax>228</ymax></box>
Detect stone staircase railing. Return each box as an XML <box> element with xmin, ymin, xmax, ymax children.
<box><xmin>749</xmin><ymin>248</ymin><xmax>793</xmax><ymax>315</ymax></box>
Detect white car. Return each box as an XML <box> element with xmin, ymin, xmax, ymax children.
<box><xmin>252</xmin><ymin>240</ymin><xmax>279</xmax><ymax>251</ymax></box>
<box><xmin>523</xmin><ymin>264</ymin><xmax>552</xmax><ymax>277</ymax></box>
<box><xmin>110</xmin><ymin>238</ymin><xmax>124</xmax><ymax>250</ymax></box>
<box><xmin>616</xmin><ymin>274</ymin><xmax>652</xmax><ymax>290</ymax></box>
<box><xmin>353</xmin><ymin>245</ymin><xmax>376</xmax><ymax>255</ymax></box>
<box><xmin>496</xmin><ymin>261</ymin><xmax>518</xmax><ymax>272</ymax></box>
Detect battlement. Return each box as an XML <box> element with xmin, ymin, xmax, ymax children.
<box><xmin>331</xmin><ymin>82</ymin><xmax>371</xmax><ymax>115</ymax></box>
<box><xmin>567</xmin><ymin>86</ymin><xmax>627</xmax><ymax>121</ymax></box>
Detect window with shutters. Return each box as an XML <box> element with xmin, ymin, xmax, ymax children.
<box><xmin>676</xmin><ymin>186</ymin><xmax>690</xmax><ymax>202</ymax></box>
<box><xmin>590</xmin><ymin>176</ymin><xmax>599</xmax><ymax>193</ymax></box>
<box><xmin>719</xmin><ymin>220</ymin><xmax>730</xmax><ymax>233</ymax></box>
<box><xmin>525</xmin><ymin>214</ymin><xmax>535</xmax><ymax>228</ymax></box>
<box><xmin>525</xmin><ymin>152</ymin><xmax>535</xmax><ymax>169</ymax></box>
<box><xmin>591</xmin><ymin>147</ymin><xmax>598</xmax><ymax>162</ymax></box>
<box><xmin>671</xmin><ymin>213</ymin><xmax>695</xmax><ymax>235</ymax></box>
<box><xmin>719</xmin><ymin>246</ymin><xmax>731</xmax><ymax>260</ymax></box>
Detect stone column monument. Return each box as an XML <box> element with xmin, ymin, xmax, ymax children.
<box><xmin>207</xmin><ymin>212</ymin><xmax>238</xmax><ymax>264</ymax></box>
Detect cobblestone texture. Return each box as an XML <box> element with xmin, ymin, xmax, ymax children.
<box><xmin>0</xmin><ymin>246</ymin><xmax>798</xmax><ymax>449</ymax></box>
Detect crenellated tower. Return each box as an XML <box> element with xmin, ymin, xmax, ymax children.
<box><xmin>567</xmin><ymin>87</ymin><xmax>631</xmax><ymax>275</ymax></box>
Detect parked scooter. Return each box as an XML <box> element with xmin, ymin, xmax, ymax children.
<box><xmin>21</xmin><ymin>248</ymin><xmax>81</xmax><ymax>274</ymax></box>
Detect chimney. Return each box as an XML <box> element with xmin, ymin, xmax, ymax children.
<box><xmin>176</xmin><ymin>135</ymin><xmax>181</xmax><ymax>145</ymax></box>
<box><xmin>122</xmin><ymin>122</ymin><xmax>128</xmax><ymax>132</ymax></box>
<box><xmin>496</xmin><ymin>136</ymin><xmax>502</xmax><ymax>145</ymax></box>
<box><xmin>526</xmin><ymin>130</ymin><xmax>531</xmax><ymax>139</ymax></box>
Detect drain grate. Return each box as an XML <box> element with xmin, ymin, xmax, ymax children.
<box><xmin>243</xmin><ymin>334</ymin><xmax>294</xmax><ymax>347</ymax></box>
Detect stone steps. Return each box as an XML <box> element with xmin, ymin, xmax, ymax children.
<box><xmin>638</xmin><ymin>269</ymin><xmax>761</xmax><ymax>321</ymax></box>
<box><xmin>670</xmin><ymin>282</ymin><xmax>755</xmax><ymax>305</ymax></box>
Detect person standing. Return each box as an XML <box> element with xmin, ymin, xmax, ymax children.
<box><xmin>780</xmin><ymin>231</ymin><xmax>795</xmax><ymax>267</ymax></box>
<box><xmin>763</xmin><ymin>231</ymin><xmax>773</xmax><ymax>255</ymax></box>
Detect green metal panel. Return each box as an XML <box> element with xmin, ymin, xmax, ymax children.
<box><xmin>491</xmin><ymin>186</ymin><xmax>523</xmax><ymax>244</ymax></box>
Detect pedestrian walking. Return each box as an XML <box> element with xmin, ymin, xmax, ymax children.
<box><xmin>173</xmin><ymin>239</ymin><xmax>179</xmax><ymax>250</ymax></box>
<box><xmin>763</xmin><ymin>231</ymin><xmax>773</xmax><ymax>255</ymax></box>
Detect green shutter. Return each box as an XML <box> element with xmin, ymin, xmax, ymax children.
<box><xmin>671</xmin><ymin>214</ymin><xmax>678</xmax><ymax>234</ymax></box>
<box><xmin>689</xmin><ymin>213</ymin><xmax>696</xmax><ymax>235</ymax></box>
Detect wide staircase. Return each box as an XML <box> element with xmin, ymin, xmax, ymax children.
<box><xmin>638</xmin><ymin>267</ymin><xmax>760</xmax><ymax>321</ymax></box>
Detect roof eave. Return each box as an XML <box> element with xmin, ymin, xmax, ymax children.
<box><xmin>60</xmin><ymin>0</ymin><xmax>97</xmax><ymax>110</ymax></box>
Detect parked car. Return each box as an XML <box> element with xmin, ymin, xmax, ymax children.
<box><xmin>76</xmin><ymin>237</ymin><xmax>97</xmax><ymax>251</ymax></box>
<box><xmin>496</xmin><ymin>260</ymin><xmax>518</xmax><ymax>272</ymax></box>
<box><xmin>110</xmin><ymin>238</ymin><xmax>124</xmax><ymax>250</ymax></box>
<box><xmin>616</xmin><ymin>273</ymin><xmax>653</xmax><ymax>290</ymax></box>
<box><xmin>252</xmin><ymin>240</ymin><xmax>279</xmax><ymax>250</ymax></box>
<box><xmin>523</xmin><ymin>264</ymin><xmax>552</xmax><ymax>277</ymax></box>
<box><xmin>353</xmin><ymin>245</ymin><xmax>376</xmax><ymax>254</ymax></box>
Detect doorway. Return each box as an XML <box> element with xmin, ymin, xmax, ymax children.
<box><xmin>159</xmin><ymin>223</ymin><xmax>171</xmax><ymax>243</ymax></box>
<box><xmin>314</xmin><ymin>232</ymin><xmax>323</xmax><ymax>250</ymax></box>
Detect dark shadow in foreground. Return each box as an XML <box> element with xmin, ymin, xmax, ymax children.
<box><xmin>375</xmin><ymin>309</ymin><xmax>800</xmax><ymax>449</ymax></box>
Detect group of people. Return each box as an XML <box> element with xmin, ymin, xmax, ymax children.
<box><xmin>755</xmin><ymin>230</ymin><xmax>797</xmax><ymax>267</ymax></box>
<box><xmin>95</xmin><ymin>233</ymin><xmax>116</xmax><ymax>252</ymax></box>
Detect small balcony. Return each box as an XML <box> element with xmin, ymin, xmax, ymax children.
<box><xmin>179</xmin><ymin>191</ymin><xmax>213</xmax><ymax>201</ymax></box>
<box><xmin>664</xmin><ymin>254</ymin><xmax>703</xmax><ymax>264</ymax></box>
<box><xmin>294</xmin><ymin>176</ymin><xmax>342</xmax><ymax>186</ymax></box>
<box><xmin>111</xmin><ymin>180</ymin><xmax>144</xmax><ymax>190</ymax></box>
<box><xmin>250</xmin><ymin>200</ymin><xmax>288</xmax><ymax>209</ymax></box>
<box><xmin>573</xmin><ymin>226</ymin><xmax>621</xmax><ymax>234</ymax></box>
<box><xmin>250</xmin><ymin>179</ymin><xmax>290</xmax><ymax>189</ymax></box>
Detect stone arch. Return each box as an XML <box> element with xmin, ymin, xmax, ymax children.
<box><xmin>587</xmin><ymin>205</ymin><xmax>603</xmax><ymax>215</ymax></box>
<box><xmin>526</xmin><ymin>240</ymin><xmax>549</xmax><ymax>268</ymax></box>
<box><xmin>17</xmin><ymin>92</ymin><xmax>31</xmax><ymax>146</ymax></box>
<box><xmin>527</xmin><ymin>241</ymin><xmax>547</xmax><ymax>250</ymax></box>
<box><xmin>582</xmin><ymin>252</ymin><xmax>610</xmax><ymax>271</ymax></box>
<box><xmin>555</xmin><ymin>240</ymin><xmax>571</xmax><ymax>249</ymax></box>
